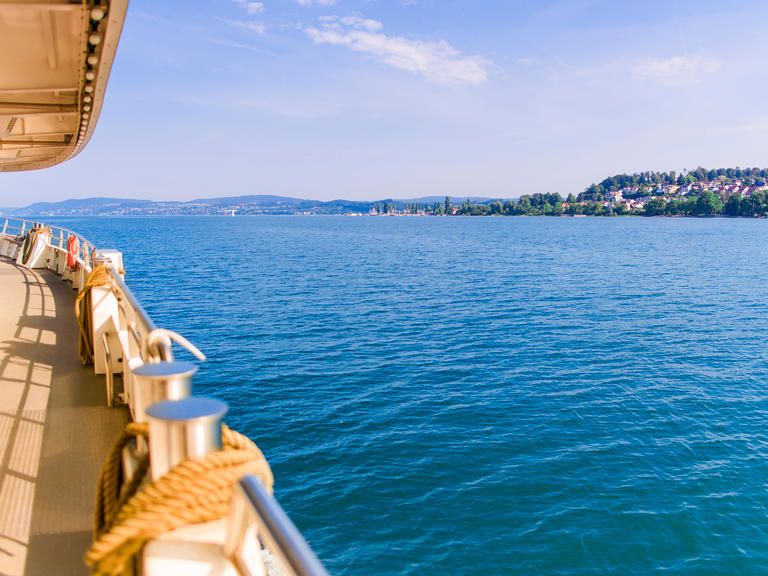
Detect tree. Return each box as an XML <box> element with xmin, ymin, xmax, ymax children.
<box><xmin>444</xmin><ymin>196</ymin><xmax>452</xmax><ymax>215</ymax></box>
<box><xmin>517</xmin><ymin>195</ymin><xmax>532</xmax><ymax>215</ymax></box>
<box><xmin>696</xmin><ymin>190</ymin><xmax>723</xmax><ymax>216</ymax></box>
<box><xmin>723</xmin><ymin>194</ymin><xmax>743</xmax><ymax>217</ymax></box>
<box><xmin>644</xmin><ymin>197</ymin><xmax>666</xmax><ymax>216</ymax></box>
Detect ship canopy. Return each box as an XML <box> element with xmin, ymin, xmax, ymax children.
<box><xmin>0</xmin><ymin>0</ymin><xmax>127</xmax><ymax>172</ymax></box>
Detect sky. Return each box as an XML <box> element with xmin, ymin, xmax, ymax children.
<box><xmin>4</xmin><ymin>0</ymin><xmax>768</xmax><ymax>204</ymax></box>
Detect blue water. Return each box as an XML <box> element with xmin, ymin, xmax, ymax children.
<box><xmin>55</xmin><ymin>216</ymin><xmax>768</xmax><ymax>574</ymax></box>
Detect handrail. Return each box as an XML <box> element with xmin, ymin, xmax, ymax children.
<box><xmin>109</xmin><ymin>270</ymin><xmax>158</xmax><ymax>333</ymax></box>
<box><xmin>1</xmin><ymin>216</ymin><xmax>170</xmax><ymax>361</ymax></box>
<box><xmin>1</xmin><ymin>216</ymin><xmax>98</xmax><ymax>250</ymax></box>
<box><xmin>2</xmin><ymin>216</ymin><xmax>97</xmax><ymax>272</ymax></box>
<box><xmin>230</xmin><ymin>476</ymin><xmax>330</xmax><ymax>576</ymax></box>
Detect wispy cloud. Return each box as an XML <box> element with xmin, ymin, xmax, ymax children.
<box><xmin>319</xmin><ymin>15</ymin><xmax>382</xmax><ymax>31</ymax></box>
<box><xmin>632</xmin><ymin>55</ymin><xmax>720</xmax><ymax>86</ymax></box>
<box><xmin>211</xmin><ymin>39</ymin><xmax>279</xmax><ymax>56</ymax></box>
<box><xmin>227</xmin><ymin>19</ymin><xmax>267</xmax><ymax>34</ymax></box>
<box><xmin>229</xmin><ymin>0</ymin><xmax>266</xmax><ymax>33</ymax></box>
<box><xmin>304</xmin><ymin>16</ymin><xmax>488</xmax><ymax>85</ymax></box>
<box><xmin>297</xmin><ymin>0</ymin><xmax>337</xmax><ymax>6</ymax></box>
<box><xmin>233</xmin><ymin>0</ymin><xmax>265</xmax><ymax>14</ymax></box>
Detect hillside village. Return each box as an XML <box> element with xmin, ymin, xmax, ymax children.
<box><xmin>371</xmin><ymin>169</ymin><xmax>768</xmax><ymax>217</ymax></box>
<box><xmin>584</xmin><ymin>180</ymin><xmax>768</xmax><ymax>214</ymax></box>
<box><xmin>580</xmin><ymin>180</ymin><xmax>768</xmax><ymax>213</ymax></box>
<box><xmin>573</xmin><ymin>168</ymin><xmax>768</xmax><ymax>216</ymax></box>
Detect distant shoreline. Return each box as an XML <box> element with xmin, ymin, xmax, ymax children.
<box><xmin>8</xmin><ymin>213</ymin><xmax>767</xmax><ymax>220</ymax></box>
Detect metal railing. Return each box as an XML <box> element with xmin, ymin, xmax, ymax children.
<box><xmin>2</xmin><ymin>216</ymin><xmax>97</xmax><ymax>272</ymax></box>
<box><xmin>0</xmin><ymin>216</ymin><xmax>171</xmax><ymax>364</ymax></box>
<box><xmin>228</xmin><ymin>475</ymin><xmax>330</xmax><ymax>576</ymax></box>
<box><xmin>0</xmin><ymin>216</ymin><xmax>328</xmax><ymax>576</ymax></box>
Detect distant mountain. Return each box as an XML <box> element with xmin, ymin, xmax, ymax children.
<box><xmin>189</xmin><ymin>194</ymin><xmax>308</xmax><ymax>206</ymax></box>
<box><xmin>12</xmin><ymin>197</ymin><xmax>153</xmax><ymax>216</ymax></box>
<box><xmin>399</xmin><ymin>196</ymin><xmax>499</xmax><ymax>204</ymax></box>
<box><xmin>7</xmin><ymin>194</ymin><xmax>516</xmax><ymax>216</ymax></box>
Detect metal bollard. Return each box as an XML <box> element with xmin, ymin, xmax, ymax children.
<box><xmin>131</xmin><ymin>361</ymin><xmax>196</xmax><ymax>423</ymax></box>
<box><xmin>145</xmin><ymin>397</ymin><xmax>228</xmax><ymax>480</ymax></box>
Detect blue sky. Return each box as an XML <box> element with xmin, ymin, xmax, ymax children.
<box><xmin>4</xmin><ymin>0</ymin><xmax>768</xmax><ymax>204</ymax></box>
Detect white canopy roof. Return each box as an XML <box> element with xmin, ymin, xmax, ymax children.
<box><xmin>0</xmin><ymin>0</ymin><xmax>127</xmax><ymax>172</ymax></box>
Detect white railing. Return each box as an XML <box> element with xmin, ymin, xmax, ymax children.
<box><xmin>0</xmin><ymin>216</ymin><xmax>328</xmax><ymax>576</ymax></box>
<box><xmin>1</xmin><ymin>216</ymin><xmax>172</xmax><ymax>361</ymax></box>
<box><xmin>1</xmin><ymin>216</ymin><xmax>174</xmax><ymax>409</ymax></box>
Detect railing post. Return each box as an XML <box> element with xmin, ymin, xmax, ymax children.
<box><xmin>1</xmin><ymin>218</ymin><xmax>7</xmax><ymax>235</ymax></box>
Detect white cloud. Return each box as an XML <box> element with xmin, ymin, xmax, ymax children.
<box><xmin>297</xmin><ymin>0</ymin><xmax>337</xmax><ymax>6</ymax></box>
<box><xmin>230</xmin><ymin>20</ymin><xmax>267</xmax><ymax>34</ymax></box>
<box><xmin>319</xmin><ymin>15</ymin><xmax>383</xmax><ymax>31</ymax></box>
<box><xmin>632</xmin><ymin>56</ymin><xmax>720</xmax><ymax>86</ymax></box>
<box><xmin>304</xmin><ymin>17</ymin><xmax>488</xmax><ymax>85</ymax></box>
<box><xmin>234</xmin><ymin>0</ymin><xmax>265</xmax><ymax>14</ymax></box>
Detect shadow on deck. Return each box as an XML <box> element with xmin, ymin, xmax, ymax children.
<box><xmin>0</xmin><ymin>259</ymin><xmax>127</xmax><ymax>576</ymax></box>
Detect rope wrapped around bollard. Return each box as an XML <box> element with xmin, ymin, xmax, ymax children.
<box><xmin>86</xmin><ymin>422</ymin><xmax>274</xmax><ymax>576</ymax></box>
<box><xmin>20</xmin><ymin>226</ymin><xmax>51</xmax><ymax>265</ymax></box>
<box><xmin>74</xmin><ymin>265</ymin><xmax>112</xmax><ymax>365</ymax></box>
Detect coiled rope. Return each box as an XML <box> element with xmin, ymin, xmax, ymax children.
<box><xmin>86</xmin><ymin>422</ymin><xmax>274</xmax><ymax>576</ymax></box>
<box><xmin>20</xmin><ymin>226</ymin><xmax>51</xmax><ymax>265</ymax></box>
<box><xmin>75</xmin><ymin>265</ymin><xmax>112</xmax><ymax>365</ymax></box>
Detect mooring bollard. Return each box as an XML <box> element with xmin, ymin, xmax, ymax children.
<box><xmin>131</xmin><ymin>361</ymin><xmax>197</xmax><ymax>423</ymax></box>
<box><xmin>145</xmin><ymin>397</ymin><xmax>228</xmax><ymax>480</ymax></box>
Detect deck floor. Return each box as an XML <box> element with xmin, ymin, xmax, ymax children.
<box><xmin>0</xmin><ymin>257</ymin><xmax>128</xmax><ymax>576</ymax></box>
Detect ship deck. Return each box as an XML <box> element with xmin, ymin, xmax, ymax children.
<box><xmin>0</xmin><ymin>257</ymin><xmax>128</xmax><ymax>576</ymax></box>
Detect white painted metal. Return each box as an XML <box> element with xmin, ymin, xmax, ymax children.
<box><xmin>15</xmin><ymin>228</ymin><xmax>51</xmax><ymax>268</ymax></box>
<box><xmin>91</xmin><ymin>283</ymin><xmax>122</xmax><ymax>375</ymax></box>
<box><xmin>144</xmin><ymin>520</ymin><xmax>242</xmax><ymax>576</ymax></box>
<box><xmin>0</xmin><ymin>0</ymin><xmax>128</xmax><ymax>172</ymax></box>
<box><xmin>93</xmin><ymin>248</ymin><xmax>124</xmax><ymax>277</ymax></box>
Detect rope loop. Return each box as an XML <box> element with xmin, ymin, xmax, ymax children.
<box><xmin>86</xmin><ymin>423</ymin><xmax>273</xmax><ymax>576</ymax></box>
<box><xmin>74</xmin><ymin>265</ymin><xmax>113</xmax><ymax>365</ymax></box>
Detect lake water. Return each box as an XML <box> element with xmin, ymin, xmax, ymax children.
<box><xmin>54</xmin><ymin>215</ymin><xmax>768</xmax><ymax>574</ymax></box>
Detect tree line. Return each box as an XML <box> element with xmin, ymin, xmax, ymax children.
<box><xmin>581</xmin><ymin>167</ymin><xmax>768</xmax><ymax>201</ymax></box>
<box><xmin>372</xmin><ymin>167</ymin><xmax>768</xmax><ymax>218</ymax></box>
<box><xmin>381</xmin><ymin>192</ymin><xmax>768</xmax><ymax>217</ymax></box>
<box><xmin>440</xmin><ymin>190</ymin><xmax>768</xmax><ymax>217</ymax></box>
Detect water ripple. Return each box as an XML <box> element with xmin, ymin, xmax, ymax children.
<box><xmin>55</xmin><ymin>215</ymin><xmax>768</xmax><ymax>575</ymax></box>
